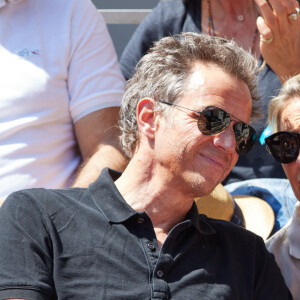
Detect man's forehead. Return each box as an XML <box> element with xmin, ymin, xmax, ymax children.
<box><xmin>184</xmin><ymin>63</ymin><xmax>245</xmax><ymax>94</ymax></box>
<box><xmin>184</xmin><ymin>64</ymin><xmax>249</xmax><ymax>96</ymax></box>
<box><xmin>180</xmin><ymin>62</ymin><xmax>252</xmax><ymax>122</ymax></box>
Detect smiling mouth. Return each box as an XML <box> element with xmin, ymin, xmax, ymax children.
<box><xmin>200</xmin><ymin>153</ymin><xmax>225</xmax><ymax>168</ymax></box>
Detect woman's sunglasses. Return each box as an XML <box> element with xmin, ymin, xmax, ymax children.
<box><xmin>157</xmin><ymin>100</ymin><xmax>256</xmax><ymax>155</ymax></box>
<box><xmin>265</xmin><ymin>131</ymin><xmax>300</xmax><ymax>164</ymax></box>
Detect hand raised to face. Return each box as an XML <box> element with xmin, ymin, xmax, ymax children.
<box><xmin>255</xmin><ymin>0</ymin><xmax>300</xmax><ymax>82</ymax></box>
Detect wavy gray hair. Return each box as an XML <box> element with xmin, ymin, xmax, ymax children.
<box><xmin>120</xmin><ymin>32</ymin><xmax>260</xmax><ymax>158</ymax></box>
<box><xmin>268</xmin><ymin>74</ymin><xmax>300</xmax><ymax>132</ymax></box>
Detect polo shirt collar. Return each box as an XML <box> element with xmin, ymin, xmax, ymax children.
<box><xmin>287</xmin><ymin>201</ymin><xmax>300</xmax><ymax>259</ymax></box>
<box><xmin>0</xmin><ymin>0</ymin><xmax>23</xmax><ymax>8</ymax></box>
<box><xmin>89</xmin><ymin>168</ymin><xmax>215</xmax><ymax>235</ymax></box>
<box><xmin>187</xmin><ymin>202</ymin><xmax>216</xmax><ymax>235</ymax></box>
<box><xmin>89</xmin><ymin>168</ymin><xmax>137</xmax><ymax>223</ymax></box>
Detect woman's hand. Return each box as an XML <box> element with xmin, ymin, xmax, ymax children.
<box><xmin>255</xmin><ymin>0</ymin><xmax>300</xmax><ymax>82</ymax></box>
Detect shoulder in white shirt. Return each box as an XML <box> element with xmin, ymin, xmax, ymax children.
<box><xmin>266</xmin><ymin>201</ymin><xmax>300</xmax><ymax>300</ymax></box>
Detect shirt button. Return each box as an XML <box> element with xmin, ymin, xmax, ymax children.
<box><xmin>157</xmin><ymin>270</ymin><xmax>164</xmax><ymax>278</ymax></box>
<box><xmin>137</xmin><ymin>217</ymin><xmax>144</xmax><ymax>224</ymax></box>
<box><xmin>147</xmin><ymin>242</ymin><xmax>155</xmax><ymax>250</ymax></box>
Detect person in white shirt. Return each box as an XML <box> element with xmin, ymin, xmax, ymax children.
<box><xmin>265</xmin><ymin>74</ymin><xmax>300</xmax><ymax>300</ymax></box>
<box><xmin>0</xmin><ymin>0</ymin><xmax>127</xmax><ymax>201</ymax></box>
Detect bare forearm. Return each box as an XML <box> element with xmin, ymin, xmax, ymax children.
<box><xmin>73</xmin><ymin>107</ymin><xmax>129</xmax><ymax>187</ymax></box>
<box><xmin>72</xmin><ymin>143</ymin><xmax>128</xmax><ymax>187</ymax></box>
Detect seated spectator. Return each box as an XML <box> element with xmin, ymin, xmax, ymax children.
<box><xmin>0</xmin><ymin>33</ymin><xmax>292</xmax><ymax>299</ymax></box>
<box><xmin>120</xmin><ymin>0</ymin><xmax>300</xmax><ymax>184</ymax></box>
<box><xmin>0</xmin><ymin>0</ymin><xmax>127</xmax><ymax>200</ymax></box>
<box><xmin>264</xmin><ymin>74</ymin><xmax>300</xmax><ymax>300</ymax></box>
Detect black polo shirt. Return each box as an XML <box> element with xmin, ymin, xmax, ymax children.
<box><xmin>0</xmin><ymin>168</ymin><xmax>292</xmax><ymax>299</ymax></box>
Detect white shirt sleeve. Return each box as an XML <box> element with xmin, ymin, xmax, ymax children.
<box><xmin>68</xmin><ymin>0</ymin><xmax>125</xmax><ymax>123</ymax></box>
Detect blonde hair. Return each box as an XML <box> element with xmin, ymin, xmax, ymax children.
<box><xmin>268</xmin><ymin>74</ymin><xmax>300</xmax><ymax>132</ymax></box>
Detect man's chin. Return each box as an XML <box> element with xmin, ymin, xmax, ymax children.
<box><xmin>188</xmin><ymin>177</ymin><xmax>221</xmax><ymax>198</ymax></box>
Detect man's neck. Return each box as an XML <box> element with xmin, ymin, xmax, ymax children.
<box><xmin>114</xmin><ymin>157</ymin><xmax>195</xmax><ymax>244</ymax></box>
<box><xmin>212</xmin><ymin>0</ymin><xmax>256</xmax><ymax>20</ymax></box>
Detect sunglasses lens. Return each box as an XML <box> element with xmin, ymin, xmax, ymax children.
<box><xmin>198</xmin><ymin>106</ymin><xmax>256</xmax><ymax>155</ymax></box>
<box><xmin>198</xmin><ymin>106</ymin><xmax>231</xmax><ymax>135</ymax></box>
<box><xmin>234</xmin><ymin>122</ymin><xmax>256</xmax><ymax>155</ymax></box>
<box><xmin>266</xmin><ymin>132</ymin><xmax>299</xmax><ymax>163</ymax></box>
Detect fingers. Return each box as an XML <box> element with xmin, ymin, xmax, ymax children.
<box><xmin>255</xmin><ymin>0</ymin><xmax>300</xmax><ymax>39</ymax></box>
<box><xmin>286</xmin><ymin>0</ymin><xmax>300</xmax><ymax>25</ymax></box>
<box><xmin>255</xmin><ymin>0</ymin><xmax>300</xmax><ymax>81</ymax></box>
<box><xmin>257</xmin><ymin>16</ymin><xmax>274</xmax><ymax>45</ymax></box>
<box><xmin>255</xmin><ymin>0</ymin><xmax>277</xmax><ymax>27</ymax></box>
<box><xmin>255</xmin><ymin>0</ymin><xmax>299</xmax><ymax>21</ymax></box>
<box><xmin>283</xmin><ymin>0</ymin><xmax>300</xmax><ymax>15</ymax></box>
<box><xmin>270</xmin><ymin>0</ymin><xmax>291</xmax><ymax>34</ymax></box>
<box><xmin>269</xmin><ymin>0</ymin><xmax>298</xmax><ymax>31</ymax></box>
<box><xmin>257</xmin><ymin>16</ymin><xmax>273</xmax><ymax>39</ymax></box>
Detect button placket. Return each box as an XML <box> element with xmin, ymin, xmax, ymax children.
<box><xmin>152</xmin><ymin>263</ymin><xmax>170</xmax><ymax>299</ymax></box>
<box><xmin>147</xmin><ymin>242</ymin><xmax>155</xmax><ymax>251</ymax></box>
<box><xmin>135</xmin><ymin>213</ymin><xmax>160</xmax><ymax>275</ymax></box>
<box><xmin>137</xmin><ymin>217</ymin><xmax>144</xmax><ymax>224</ymax></box>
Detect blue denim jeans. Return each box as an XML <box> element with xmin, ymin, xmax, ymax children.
<box><xmin>225</xmin><ymin>178</ymin><xmax>297</xmax><ymax>235</ymax></box>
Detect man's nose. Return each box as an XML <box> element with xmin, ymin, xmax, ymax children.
<box><xmin>212</xmin><ymin>126</ymin><xmax>237</xmax><ymax>153</ymax></box>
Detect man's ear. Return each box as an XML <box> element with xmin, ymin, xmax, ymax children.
<box><xmin>136</xmin><ymin>98</ymin><xmax>159</xmax><ymax>139</ymax></box>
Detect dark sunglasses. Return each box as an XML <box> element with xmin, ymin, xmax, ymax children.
<box><xmin>265</xmin><ymin>131</ymin><xmax>300</xmax><ymax>164</ymax></box>
<box><xmin>157</xmin><ymin>100</ymin><xmax>256</xmax><ymax>155</ymax></box>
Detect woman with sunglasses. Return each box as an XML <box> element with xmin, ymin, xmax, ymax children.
<box><xmin>120</xmin><ymin>0</ymin><xmax>300</xmax><ymax>186</ymax></box>
<box><xmin>265</xmin><ymin>74</ymin><xmax>300</xmax><ymax>300</ymax></box>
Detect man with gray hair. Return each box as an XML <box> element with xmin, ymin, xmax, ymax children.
<box><xmin>0</xmin><ymin>33</ymin><xmax>291</xmax><ymax>299</ymax></box>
